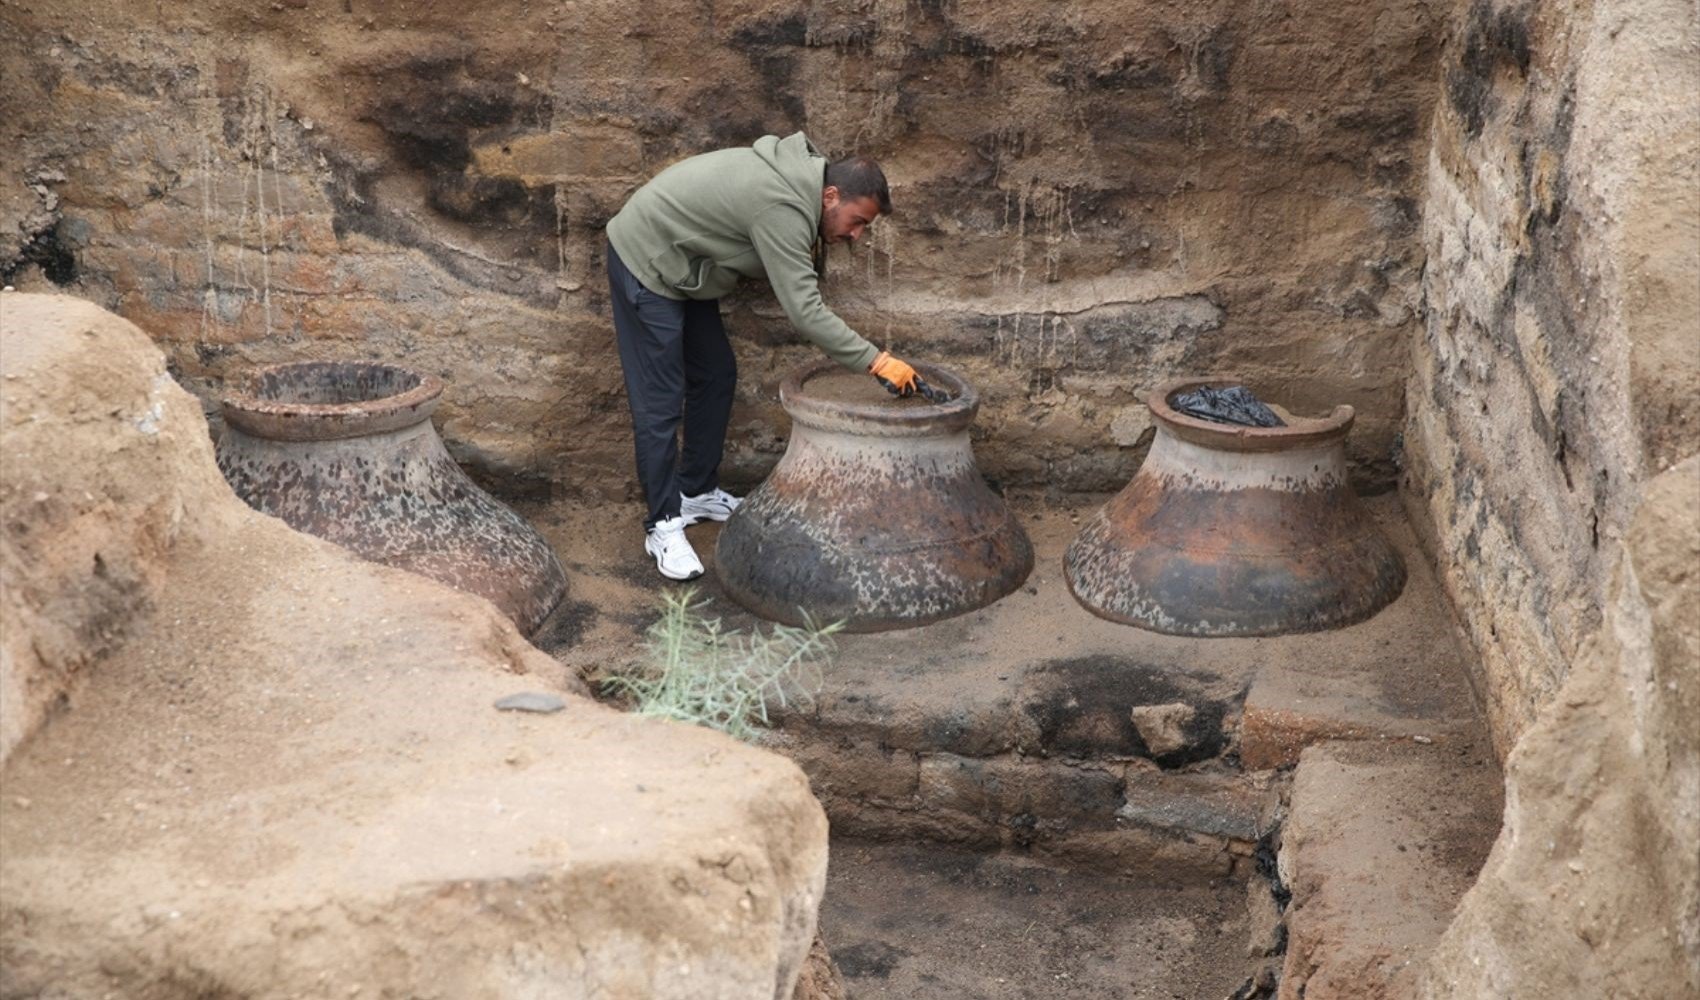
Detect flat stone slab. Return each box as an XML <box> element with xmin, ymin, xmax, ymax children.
<box><xmin>1276</xmin><ymin>739</ymin><xmax>1502</xmax><ymax>1000</ymax></box>
<box><xmin>494</xmin><ymin>690</ymin><xmax>568</xmax><ymax>713</ymax></box>
<box><xmin>1239</xmin><ymin>519</ymin><xmax>1482</xmax><ymax>769</ymax></box>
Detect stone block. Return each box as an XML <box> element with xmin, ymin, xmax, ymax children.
<box><xmin>915</xmin><ymin>752</ymin><xmax>996</xmax><ymax>816</ymax></box>
<box><xmin>1129</xmin><ymin>702</ymin><xmax>1197</xmax><ymax>758</ymax></box>
<box><xmin>917</xmin><ymin>752</ymin><xmax>1123</xmax><ymax>826</ymax></box>
<box><xmin>295</xmin><ymin>294</ymin><xmax>433</xmax><ymax>342</ymax></box>
<box><xmin>114</xmin><ymin>294</ymin><xmax>216</xmax><ymax>345</ymax></box>
<box><xmin>779</xmin><ymin>735</ymin><xmax>920</xmax><ymax>808</ymax></box>
<box><xmin>1276</xmin><ymin>741</ymin><xmax>1500</xmax><ymax>1000</ymax></box>
<box><xmin>79</xmin><ymin>242</ymin><xmax>176</xmax><ymax>292</ymax></box>
<box><xmin>1115</xmin><ymin>771</ymin><xmax>1267</xmax><ymax>843</ymax></box>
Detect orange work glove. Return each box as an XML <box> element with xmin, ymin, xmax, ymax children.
<box><xmin>868</xmin><ymin>351</ymin><xmax>954</xmax><ymax>402</ymax></box>
<box><xmin>868</xmin><ymin>350</ymin><xmax>920</xmax><ymax>397</ymax></box>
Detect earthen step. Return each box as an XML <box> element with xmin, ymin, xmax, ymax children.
<box><xmin>1275</xmin><ymin>739</ymin><xmax>1502</xmax><ymax>1000</ymax></box>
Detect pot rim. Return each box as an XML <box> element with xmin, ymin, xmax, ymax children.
<box><xmin>780</xmin><ymin>360</ymin><xmax>979</xmax><ymax>434</ymax></box>
<box><xmin>221</xmin><ymin>360</ymin><xmax>444</xmax><ymax>441</ymax></box>
<box><xmin>1147</xmin><ymin>376</ymin><xmax>1353</xmax><ymax>452</ymax></box>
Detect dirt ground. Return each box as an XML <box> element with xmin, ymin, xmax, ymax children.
<box><xmin>820</xmin><ymin>839</ymin><xmax>1258</xmax><ymax>1000</ymax></box>
<box><xmin>0</xmin><ymin>295</ymin><xmax>832</xmax><ymax>999</ymax></box>
<box><xmin>519</xmin><ymin>489</ymin><xmax>1482</xmax><ymax>851</ymax></box>
<box><xmin>1</xmin><ymin>296</ymin><xmax>1504</xmax><ymax>999</ymax></box>
<box><xmin>513</xmin><ymin>485</ymin><xmax>1500</xmax><ymax>996</ymax></box>
<box><xmin>521</xmin><ymin>490</ymin><xmax>1472</xmax><ymax>708</ymax></box>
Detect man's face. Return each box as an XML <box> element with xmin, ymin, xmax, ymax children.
<box><xmin>820</xmin><ymin>187</ymin><xmax>881</xmax><ymax>245</ymax></box>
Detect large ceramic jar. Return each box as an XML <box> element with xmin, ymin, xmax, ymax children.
<box><xmin>215</xmin><ymin>361</ymin><xmax>567</xmax><ymax>636</ymax></box>
<box><xmin>1065</xmin><ymin>377</ymin><xmax>1405</xmax><ymax>637</ymax></box>
<box><xmin>715</xmin><ymin>361</ymin><xmax>1033</xmax><ymax>632</ymax></box>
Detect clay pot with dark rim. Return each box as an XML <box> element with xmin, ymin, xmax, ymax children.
<box><xmin>1064</xmin><ymin>377</ymin><xmax>1405</xmax><ymax>637</ymax></box>
<box><xmin>215</xmin><ymin>361</ymin><xmax>568</xmax><ymax>636</ymax></box>
<box><xmin>715</xmin><ymin>361</ymin><xmax>1033</xmax><ymax>632</ymax></box>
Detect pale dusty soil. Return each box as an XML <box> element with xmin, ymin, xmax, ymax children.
<box><xmin>1</xmin><ymin>295</ymin><xmax>830</xmax><ymax>999</ymax></box>
<box><xmin>820</xmin><ymin>839</ymin><xmax>1256</xmax><ymax>1000</ymax></box>
<box><xmin>801</xmin><ymin>370</ymin><xmax>941</xmax><ymax>407</ymax></box>
<box><xmin>2</xmin><ymin>522</ymin><xmax>830</xmax><ymax>997</ymax></box>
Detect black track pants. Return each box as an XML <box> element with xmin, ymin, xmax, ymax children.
<box><xmin>606</xmin><ymin>242</ymin><xmax>737</xmax><ymax>529</ymax></box>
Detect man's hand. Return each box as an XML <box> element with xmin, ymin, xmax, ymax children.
<box><xmin>868</xmin><ymin>351</ymin><xmax>952</xmax><ymax>402</ymax></box>
<box><xmin>869</xmin><ymin>351</ymin><xmax>920</xmax><ymax>396</ymax></box>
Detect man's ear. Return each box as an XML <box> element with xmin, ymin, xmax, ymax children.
<box><xmin>821</xmin><ymin>185</ymin><xmax>841</xmax><ymax>211</ymax></box>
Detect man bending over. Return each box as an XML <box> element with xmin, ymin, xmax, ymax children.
<box><xmin>604</xmin><ymin>132</ymin><xmax>929</xmax><ymax>580</ymax></box>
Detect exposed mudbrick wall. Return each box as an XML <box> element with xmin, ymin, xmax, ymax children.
<box><xmin>1403</xmin><ymin>0</ymin><xmax>1700</xmax><ymax>754</ymax></box>
<box><xmin>1407</xmin><ymin>0</ymin><xmax>1699</xmax><ymax>988</ymax></box>
<box><xmin>1</xmin><ymin>0</ymin><xmax>1443</xmax><ymax>500</ymax></box>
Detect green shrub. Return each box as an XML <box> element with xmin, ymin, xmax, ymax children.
<box><xmin>601</xmin><ymin>588</ymin><xmax>843</xmax><ymax>742</ymax></box>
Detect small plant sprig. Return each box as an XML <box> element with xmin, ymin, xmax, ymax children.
<box><xmin>601</xmin><ymin>588</ymin><xmax>843</xmax><ymax>742</ymax></box>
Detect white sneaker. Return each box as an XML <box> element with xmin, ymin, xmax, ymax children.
<box><xmin>645</xmin><ymin>516</ymin><xmax>705</xmax><ymax>581</ymax></box>
<box><xmin>680</xmin><ymin>487</ymin><xmax>743</xmax><ymax>525</ymax></box>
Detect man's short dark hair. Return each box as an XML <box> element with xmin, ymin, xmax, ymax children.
<box><xmin>825</xmin><ymin>156</ymin><xmax>893</xmax><ymax>216</ymax></box>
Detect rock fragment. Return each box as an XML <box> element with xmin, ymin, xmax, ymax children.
<box><xmin>1129</xmin><ymin>702</ymin><xmax>1198</xmax><ymax>757</ymax></box>
<box><xmin>493</xmin><ymin>692</ymin><xmax>566</xmax><ymax>714</ymax></box>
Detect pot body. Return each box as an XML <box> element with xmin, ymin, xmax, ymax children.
<box><xmin>215</xmin><ymin>362</ymin><xmax>567</xmax><ymax>636</ymax></box>
<box><xmin>716</xmin><ymin>362</ymin><xmax>1033</xmax><ymax>632</ymax></box>
<box><xmin>1065</xmin><ymin>378</ymin><xmax>1405</xmax><ymax>637</ymax></box>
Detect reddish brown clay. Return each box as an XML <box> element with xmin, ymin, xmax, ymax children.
<box><xmin>1065</xmin><ymin>377</ymin><xmax>1405</xmax><ymax>637</ymax></box>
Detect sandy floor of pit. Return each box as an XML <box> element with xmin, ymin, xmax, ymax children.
<box><xmin>515</xmin><ymin>488</ymin><xmax>1492</xmax><ymax>996</ymax></box>
<box><xmin>521</xmin><ymin>491</ymin><xmax>1480</xmax><ymax>759</ymax></box>
<box><xmin>819</xmin><ymin>839</ymin><xmax>1255</xmax><ymax>1000</ymax></box>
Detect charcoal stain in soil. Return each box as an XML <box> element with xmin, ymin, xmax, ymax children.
<box><xmin>530</xmin><ymin>598</ymin><xmax>598</xmax><ymax>653</ymax></box>
<box><xmin>1025</xmin><ymin>655</ymin><xmax>1231</xmax><ymax>766</ymax></box>
<box><xmin>3</xmin><ymin>226</ymin><xmax>78</xmax><ymax>286</ymax></box>
<box><xmin>833</xmin><ymin>941</ymin><xmax>912</xmax><ymax>980</ymax></box>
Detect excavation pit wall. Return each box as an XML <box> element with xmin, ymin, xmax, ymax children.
<box><xmin>0</xmin><ymin>0</ymin><xmax>1445</xmax><ymax>501</ymax></box>
<box><xmin>1403</xmin><ymin>0</ymin><xmax>1699</xmax><ymax>994</ymax></box>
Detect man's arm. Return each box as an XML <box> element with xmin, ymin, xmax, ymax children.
<box><xmin>749</xmin><ymin>205</ymin><xmax>880</xmax><ymax>371</ymax></box>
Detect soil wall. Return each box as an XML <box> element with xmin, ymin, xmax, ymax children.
<box><xmin>1409</xmin><ymin>0</ymin><xmax>1699</xmax><ymax>993</ymax></box>
<box><xmin>0</xmin><ymin>0</ymin><xmax>1444</xmax><ymax>499</ymax></box>
<box><xmin>1420</xmin><ymin>457</ymin><xmax>1698</xmax><ymax>998</ymax></box>
<box><xmin>1403</xmin><ymin>0</ymin><xmax>1700</xmax><ymax>753</ymax></box>
<box><xmin>0</xmin><ymin>293</ymin><xmax>213</xmax><ymax>763</ymax></box>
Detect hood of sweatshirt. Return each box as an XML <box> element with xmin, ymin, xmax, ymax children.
<box><xmin>752</xmin><ymin>132</ymin><xmax>825</xmax><ymax>225</ymax></box>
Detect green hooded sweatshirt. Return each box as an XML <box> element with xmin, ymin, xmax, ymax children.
<box><xmin>605</xmin><ymin>132</ymin><xmax>880</xmax><ymax>372</ymax></box>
